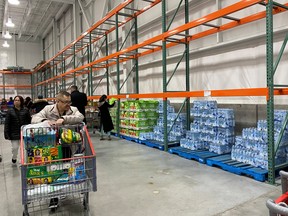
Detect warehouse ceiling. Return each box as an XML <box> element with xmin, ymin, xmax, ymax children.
<box><xmin>0</xmin><ymin>0</ymin><xmax>74</xmax><ymax>41</ymax></box>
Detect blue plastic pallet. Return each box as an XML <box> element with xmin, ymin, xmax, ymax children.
<box><xmin>120</xmin><ymin>134</ymin><xmax>139</xmax><ymax>143</ymax></box>
<box><xmin>206</xmin><ymin>154</ymin><xmax>267</xmax><ymax>182</ymax></box>
<box><xmin>168</xmin><ymin>146</ymin><xmax>223</xmax><ymax>164</ymax></box>
<box><xmin>111</xmin><ymin>132</ymin><xmax>119</xmax><ymax>137</ymax></box>
<box><xmin>138</xmin><ymin>139</ymin><xmax>179</xmax><ymax>150</ymax></box>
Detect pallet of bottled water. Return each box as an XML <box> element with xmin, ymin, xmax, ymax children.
<box><xmin>187</xmin><ymin>101</ymin><xmax>236</xmax><ymax>154</ymax></box>
<box><xmin>231</xmin><ymin>110</ymin><xmax>288</xmax><ymax>170</ymax></box>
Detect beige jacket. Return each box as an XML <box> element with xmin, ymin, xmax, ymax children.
<box><xmin>31</xmin><ymin>104</ymin><xmax>84</xmax><ymax>124</ymax></box>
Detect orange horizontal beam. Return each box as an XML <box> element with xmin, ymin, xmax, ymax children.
<box><xmin>35</xmin><ymin>0</ymin><xmax>267</xmax><ymax>83</ymax></box>
<box><xmin>87</xmin><ymin>88</ymin><xmax>288</xmax><ymax>101</ymax></box>
<box><xmin>34</xmin><ymin>0</ymin><xmax>288</xmax><ymax>87</ymax></box>
<box><xmin>37</xmin><ymin>88</ymin><xmax>285</xmax><ymax>102</ymax></box>
<box><xmin>161</xmin><ymin>0</ymin><xmax>264</xmax><ymax>40</ymax></box>
<box><xmin>0</xmin><ymin>85</ymin><xmax>31</xmax><ymax>88</ymax></box>
<box><xmin>34</xmin><ymin>0</ymin><xmax>134</xmax><ymax>73</ymax></box>
<box><xmin>87</xmin><ymin>1</ymin><xmax>288</xmax><ymax>73</ymax></box>
<box><xmin>87</xmin><ymin>0</ymin><xmax>162</xmax><ymax>55</ymax></box>
<box><xmin>34</xmin><ymin>0</ymin><xmax>161</xmax><ymax>73</ymax></box>
<box><xmin>0</xmin><ymin>71</ymin><xmax>32</xmax><ymax>74</ymax></box>
<box><xmin>53</xmin><ymin>0</ymin><xmax>162</xmax><ymax>71</ymax></box>
<box><xmin>146</xmin><ymin>2</ymin><xmax>288</xmax><ymax>56</ymax></box>
<box><xmin>186</xmin><ymin>3</ymin><xmax>288</xmax><ymax>42</ymax></box>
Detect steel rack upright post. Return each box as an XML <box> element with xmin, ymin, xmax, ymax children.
<box><xmin>161</xmin><ymin>0</ymin><xmax>190</xmax><ymax>151</ymax></box>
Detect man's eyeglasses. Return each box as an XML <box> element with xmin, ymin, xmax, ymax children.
<box><xmin>59</xmin><ymin>99</ymin><xmax>72</xmax><ymax>105</ymax></box>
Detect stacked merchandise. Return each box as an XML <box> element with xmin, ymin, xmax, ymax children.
<box><xmin>110</xmin><ymin>106</ymin><xmax>118</xmax><ymax>134</ymax></box>
<box><xmin>139</xmin><ymin>100</ymin><xmax>186</xmax><ymax>142</ymax></box>
<box><xmin>231</xmin><ymin>110</ymin><xmax>288</xmax><ymax>170</ymax></box>
<box><xmin>181</xmin><ymin>100</ymin><xmax>235</xmax><ymax>154</ymax></box>
<box><xmin>209</xmin><ymin>108</ymin><xmax>235</xmax><ymax>154</ymax></box>
<box><xmin>4</xmin><ymin>66</ymin><xmax>31</xmax><ymax>72</ymax></box>
<box><xmin>117</xmin><ymin>100</ymin><xmax>159</xmax><ymax>138</ymax></box>
<box><xmin>23</xmin><ymin>125</ymin><xmax>86</xmax><ymax>186</ymax></box>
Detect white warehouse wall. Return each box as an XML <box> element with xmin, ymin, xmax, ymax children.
<box><xmin>0</xmin><ymin>38</ymin><xmax>41</xmax><ymax>70</ymax></box>
<box><xmin>0</xmin><ymin>38</ymin><xmax>41</xmax><ymax>99</ymax></box>
<box><xmin>16</xmin><ymin>41</ymin><xmax>42</xmax><ymax>69</ymax></box>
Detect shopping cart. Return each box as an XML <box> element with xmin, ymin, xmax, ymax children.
<box><xmin>20</xmin><ymin>123</ymin><xmax>97</xmax><ymax>216</ymax></box>
<box><xmin>86</xmin><ymin>110</ymin><xmax>100</xmax><ymax>134</ymax></box>
<box><xmin>266</xmin><ymin>171</ymin><xmax>288</xmax><ymax>216</ymax></box>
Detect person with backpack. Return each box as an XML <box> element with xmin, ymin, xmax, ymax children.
<box><xmin>31</xmin><ymin>95</ymin><xmax>49</xmax><ymax>113</ymax></box>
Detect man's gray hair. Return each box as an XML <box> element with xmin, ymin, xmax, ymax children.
<box><xmin>57</xmin><ymin>91</ymin><xmax>70</xmax><ymax>99</ymax></box>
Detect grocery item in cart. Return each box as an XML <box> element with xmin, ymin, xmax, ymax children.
<box><xmin>60</xmin><ymin>128</ymin><xmax>81</xmax><ymax>144</ymax></box>
<box><xmin>23</xmin><ymin>122</ymin><xmax>56</xmax><ymax>144</ymax></box>
<box><xmin>26</xmin><ymin>145</ymin><xmax>63</xmax><ymax>163</ymax></box>
<box><xmin>71</xmin><ymin>154</ymin><xmax>86</xmax><ymax>182</ymax></box>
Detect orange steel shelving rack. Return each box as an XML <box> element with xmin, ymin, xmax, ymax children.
<box><xmin>0</xmin><ymin>70</ymin><xmax>32</xmax><ymax>99</ymax></box>
<box><xmin>32</xmin><ymin>0</ymin><xmax>161</xmax><ymax>98</ymax></box>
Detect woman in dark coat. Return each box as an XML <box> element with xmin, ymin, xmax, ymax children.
<box><xmin>98</xmin><ymin>94</ymin><xmax>115</xmax><ymax>140</ymax></box>
<box><xmin>24</xmin><ymin>96</ymin><xmax>33</xmax><ymax>110</ymax></box>
<box><xmin>4</xmin><ymin>96</ymin><xmax>31</xmax><ymax>163</ymax></box>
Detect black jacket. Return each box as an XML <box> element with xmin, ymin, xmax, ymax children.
<box><xmin>24</xmin><ymin>100</ymin><xmax>33</xmax><ymax>110</ymax></box>
<box><xmin>71</xmin><ymin>90</ymin><xmax>88</xmax><ymax>117</ymax></box>
<box><xmin>31</xmin><ymin>99</ymin><xmax>49</xmax><ymax>113</ymax></box>
<box><xmin>98</xmin><ymin>101</ymin><xmax>115</xmax><ymax>133</ymax></box>
<box><xmin>4</xmin><ymin>107</ymin><xmax>31</xmax><ymax>140</ymax></box>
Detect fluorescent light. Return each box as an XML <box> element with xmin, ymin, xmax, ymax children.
<box><xmin>3</xmin><ymin>41</ymin><xmax>10</xmax><ymax>48</ymax></box>
<box><xmin>4</xmin><ymin>31</ymin><xmax>12</xmax><ymax>39</ymax></box>
<box><xmin>8</xmin><ymin>0</ymin><xmax>20</xmax><ymax>5</ymax></box>
<box><xmin>6</xmin><ymin>17</ymin><xmax>15</xmax><ymax>28</ymax></box>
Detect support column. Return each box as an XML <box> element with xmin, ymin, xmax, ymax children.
<box><xmin>266</xmin><ymin>0</ymin><xmax>275</xmax><ymax>184</ymax></box>
<box><xmin>162</xmin><ymin>0</ymin><xmax>168</xmax><ymax>151</ymax></box>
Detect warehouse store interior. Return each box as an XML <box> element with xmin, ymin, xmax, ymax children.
<box><xmin>1</xmin><ymin>0</ymin><xmax>288</xmax><ymax>215</ymax></box>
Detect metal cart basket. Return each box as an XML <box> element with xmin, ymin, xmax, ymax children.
<box><xmin>20</xmin><ymin>123</ymin><xmax>97</xmax><ymax>216</ymax></box>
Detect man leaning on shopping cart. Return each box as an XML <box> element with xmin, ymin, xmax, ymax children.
<box><xmin>31</xmin><ymin>90</ymin><xmax>84</xmax><ymax>209</ymax></box>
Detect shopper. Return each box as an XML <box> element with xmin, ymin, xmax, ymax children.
<box><xmin>1</xmin><ymin>98</ymin><xmax>7</xmax><ymax>106</ymax></box>
<box><xmin>7</xmin><ymin>97</ymin><xmax>14</xmax><ymax>108</ymax></box>
<box><xmin>4</xmin><ymin>96</ymin><xmax>31</xmax><ymax>164</ymax></box>
<box><xmin>0</xmin><ymin>98</ymin><xmax>8</xmax><ymax>112</ymax></box>
<box><xmin>31</xmin><ymin>90</ymin><xmax>84</xmax><ymax>209</ymax></box>
<box><xmin>24</xmin><ymin>97</ymin><xmax>33</xmax><ymax>110</ymax></box>
<box><xmin>70</xmin><ymin>85</ymin><xmax>88</xmax><ymax>123</ymax></box>
<box><xmin>98</xmin><ymin>94</ymin><xmax>115</xmax><ymax>140</ymax></box>
<box><xmin>32</xmin><ymin>91</ymin><xmax>84</xmax><ymax>125</ymax></box>
<box><xmin>31</xmin><ymin>95</ymin><xmax>49</xmax><ymax>113</ymax></box>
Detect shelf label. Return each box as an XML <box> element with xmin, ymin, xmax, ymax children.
<box><xmin>204</xmin><ymin>90</ymin><xmax>211</xmax><ymax>97</ymax></box>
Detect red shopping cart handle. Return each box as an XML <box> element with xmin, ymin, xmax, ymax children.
<box><xmin>275</xmin><ymin>192</ymin><xmax>288</xmax><ymax>204</ymax></box>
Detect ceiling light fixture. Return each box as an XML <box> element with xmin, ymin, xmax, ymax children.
<box><xmin>4</xmin><ymin>31</ymin><xmax>12</xmax><ymax>39</ymax></box>
<box><xmin>3</xmin><ymin>41</ymin><xmax>10</xmax><ymax>48</ymax></box>
<box><xmin>6</xmin><ymin>17</ymin><xmax>15</xmax><ymax>28</ymax></box>
<box><xmin>8</xmin><ymin>0</ymin><xmax>20</xmax><ymax>5</ymax></box>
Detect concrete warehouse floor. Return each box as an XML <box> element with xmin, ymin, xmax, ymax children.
<box><xmin>0</xmin><ymin>125</ymin><xmax>283</xmax><ymax>216</ymax></box>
